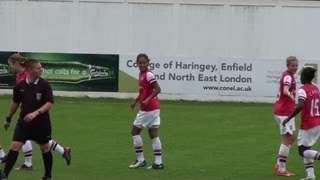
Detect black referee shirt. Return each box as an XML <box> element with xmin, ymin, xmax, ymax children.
<box><xmin>13</xmin><ymin>78</ymin><xmax>54</xmax><ymax>122</ymax></box>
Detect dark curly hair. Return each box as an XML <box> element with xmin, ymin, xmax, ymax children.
<box><xmin>301</xmin><ymin>67</ymin><xmax>316</xmax><ymax>82</ymax></box>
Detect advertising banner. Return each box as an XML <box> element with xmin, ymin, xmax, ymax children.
<box><xmin>0</xmin><ymin>52</ymin><xmax>119</xmax><ymax>92</ymax></box>
<box><xmin>119</xmin><ymin>55</ymin><xmax>318</xmax><ymax>97</ymax></box>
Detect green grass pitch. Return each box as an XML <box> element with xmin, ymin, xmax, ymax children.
<box><xmin>0</xmin><ymin>95</ymin><xmax>318</xmax><ymax>180</ymax></box>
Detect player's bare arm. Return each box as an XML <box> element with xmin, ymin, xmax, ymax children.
<box><xmin>130</xmin><ymin>97</ymin><xmax>139</xmax><ymax>111</ymax></box>
<box><xmin>283</xmin><ymin>85</ymin><xmax>294</xmax><ymax>100</ymax></box>
<box><xmin>282</xmin><ymin>99</ymin><xmax>305</xmax><ymax>126</ymax></box>
<box><xmin>141</xmin><ymin>82</ymin><xmax>161</xmax><ymax>106</ymax></box>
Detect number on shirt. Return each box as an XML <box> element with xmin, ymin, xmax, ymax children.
<box><xmin>311</xmin><ymin>98</ymin><xmax>320</xmax><ymax>117</ymax></box>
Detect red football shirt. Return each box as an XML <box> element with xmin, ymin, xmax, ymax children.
<box><xmin>16</xmin><ymin>70</ymin><xmax>28</xmax><ymax>84</ymax></box>
<box><xmin>298</xmin><ymin>84</ymin><xmax>320</xmax><ymax>130</ymax></box>
<box><xmin>274</xmin><ymin>70</ymin><xmax>296</xmax><ymax>116</ymax></box>
<box><xmin>138</xmin><ymin>69</ymin><xmax>160</xmax><ymax>111</ymax></box>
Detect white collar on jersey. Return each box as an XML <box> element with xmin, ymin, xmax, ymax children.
<box><xmin>26</xmin><ymin>76</ymin><xmax>39</xmax><ymax>85</ymax></box>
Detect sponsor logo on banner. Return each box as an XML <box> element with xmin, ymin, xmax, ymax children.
<box><xmin>0</xmin><ymin>52</ymin><xmax>119</xmax><ymax>92</ymax></box>
<box><xmin>120</xmin><ymin>55</ymin><xmax>319</xmax><ymax>97</ymax></box>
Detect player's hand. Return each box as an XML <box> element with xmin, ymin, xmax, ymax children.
<box><xmin>130</xmin><ymin>102</ymin><xmax>136</xmax><ymax>111</ymax></box>
<box><xmin>23</xmin><ymin>112</ymin><xmax>38</xmax><ymax>122</ymax></box>
<box><xmin>3</xmin><ymin>121</ymin><xmax>10</xmax><ymax>131</ymax></box>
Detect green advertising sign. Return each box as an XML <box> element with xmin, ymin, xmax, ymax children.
<box><xmin>0</xmin><ymin>52</ymin><xmax>119</xmax><ymax>92</ymax></box>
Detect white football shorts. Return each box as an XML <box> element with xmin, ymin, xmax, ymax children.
<box><xmin>133</xmin><ymin>109</ymin><xmax>160</xmax><ymax>129</ymax></box>
<box><xmin>274</xmin><ymin>115</ymin><xmax>296</xmax><ymax>135</ymax></box>
<box><xmin>297</xmin><ymin>125</ymin><xmax>320</xmax><ymax>147</ymax></box>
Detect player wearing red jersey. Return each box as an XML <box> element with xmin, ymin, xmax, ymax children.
<box><xmin>283</xmin><ymin>67</ymin><xmax>320</xmax><ymax>180</ymax></box>
<box><xmin>128</xmin><ymin>54</ymin><xmax>163</xmax><ymax>170</ymax></box>
<box><xmin>273</xmin><ymin>56</ymin><xmax>298</xmax><ymax>176</ymax></box>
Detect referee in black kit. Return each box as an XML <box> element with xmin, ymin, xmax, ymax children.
<box><xmin>1</xmin><ymin>59</ymin><xmax>54</xmax><ymax>180</ymax></box>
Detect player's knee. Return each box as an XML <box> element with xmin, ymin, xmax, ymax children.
<box><xmin>290</xmin><ymin>135</ymin><xmax>296</xmax><ymax>144</ymax></box>
<box><xmin>283</xmin><ymin>133</ymin><xmax>295</xmax><ymax>145</ymax></box>
<box><xmin>40</xmin><ymin>143</ymin><xmax>50</xmax><ymax>153</ymax></box>
<box><xmin>148</xmin><ymin>134</ymin><xmax>156</xmax><ymax>139</ymax></box>
<box><xmin>131</xmin><ymin>129</ymin><xmax>138</xmax><ymax>136</ymax></box>
<box><xmin>131</xmin><ymin>126</ymin><xmax>141</xmax><ymax>136</ymax></box>
<box><xmin>148</xmin><ymin>128</ymin><xmax>158</xmax><ymax>139</ymax></box>
<box><xmin>10</xmin><ymin>142</ymin><xmax>23</xmax><ymax>151</ymax></box>
<box><xmin>131</xmin><ymin>130</ymin><xmax>136</xmax><ymax>136</ymax></box>
<box><xmin>298</xmin><ymin>146</ymin><xmax>308</xmax><ymax>157</ymax></box>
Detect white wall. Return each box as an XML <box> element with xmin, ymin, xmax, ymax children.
<box><xmin>1</xmin><ymin>0</ymin><xmax>320</xmax><ymax>102</ymax></box>
<box><xmin>1</xmin><ymin>0</ymin><xmax>320</xmax><ymax>58</ymax></box>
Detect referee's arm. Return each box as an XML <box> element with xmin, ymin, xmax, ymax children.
<box><xmin>36</xmin><ymin>101</ymin><xmax>53</xmax><ymax>115</ymax></box>
<box><xmin>23</xmin><ymin>102</ymin><xmax>53</xmax><ymax>122</ymax></box>
<box><xmin>6</xmin><ymin>101</ymin><xmax>19</xmax><ymax>119</ymax></box>
<box><xmin>4</xmin><ymin>101</ymin><xmax>19</xmax><ymax>131</ymax></box>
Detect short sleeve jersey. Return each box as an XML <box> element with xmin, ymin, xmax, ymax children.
<box><xmin>298</xmin><ymin>84</ymin><xmax>320</xmax><ymax>130</ymax></box>
<box><xmin>274</xmin><ymin>70</ymin><xmax>296</xmax><ymax>116</ymax></box>
<box><xmin>13</xmin><ymin>78</ymin><xmax>54</xmax><ymax>122</ymax></box>
<box><xmin>138</xmin><ymin>69</ymin><xmax>160</xmax><ymax>111</ymax></box>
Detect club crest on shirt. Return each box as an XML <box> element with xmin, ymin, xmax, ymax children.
<box><xmin>36</xmin><ymin>93</ymin><xmax>42</xmax><ymax>101</ymax></box>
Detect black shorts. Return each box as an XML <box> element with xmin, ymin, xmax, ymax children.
<box><xmin>13</xmin><ymin>119</ymin><xmax>52</xmax><ymax>145</ymax></box>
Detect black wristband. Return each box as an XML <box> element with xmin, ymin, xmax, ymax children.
<box><xmin>6</xmin><ymin>116</ymin><xmax>11</xmax><ymax>123</ymax></box>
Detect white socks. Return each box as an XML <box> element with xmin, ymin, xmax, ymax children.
<box><xmin>277</xmin><ymin>144</ymin><xmax>290</xmax><ymax>172</ymax></box>
<box><xmin>304</xmin><ymin>158</ymin><xmax>315</xmax><ymax>178</ymax></box>
<box><xmin>152</xmin><ymin>137</ymin><xmax>162</xmax><ymax>165</ymax></box>
<box><xmin>132</xmin><ymin>135</ymin><xmax>144</xmax><ymax>162</ymax></box>
<box><xmin>49</xmin><ymin>140</ymin><xmax>65</xmax><ymax>155</ymax></box>
<box><xmin>0</xmin><ymin>147</ymin><xmax>6</xmax><ymax>158</ymax></box>
<box><xmin>22</xmin><ymin>140</ymin><xmax>33</xmax><ymax>167</ymax></box>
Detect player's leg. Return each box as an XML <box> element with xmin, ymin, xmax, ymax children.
<box><xmin>302</xmin><ymin>158</ymin><xmax>315</xmax><ymax>180</ymax></box>
<box><xmin>147</xmin><ymin>128</ymin><xmax>163</xmax><ymax>169</ymax></box>
<box><xmin>147</xmin><ymin>109</ymin><xmax>163</xmax><ymax>170</ymax></box>
<box><xmin>48</xmin><ymin>139</ymin><xmax>71</xmax><ymax>166</ymax></box>
<box><xmin>274</xmin><ymin>115</ymin><xmax>295</xmax><ymax>176</ymax></box>
<box><xmin>277</xmin><ymin>133</ymin><xmax>295</xmax><ymax>171</ymax></box>
<box><xmin>297</xmin><ymin>126</ymin><xmax>320</xmax><ymax>180</ymax></box>
<box><xmin>129</xmin><ymin>124</ymin><xmax>145</xmax><ymax>168</ymax></box>
<box><xmin>299</xmin><ymin>146</ymin><xmax>316</xmax><ymax>180</ymax></box>
<box><xmin>129</xmin><ymin>111</ymin><xmax>147</xmax><ymax>168</ymax></box>
<box><xmin>16</xmin><ymin>140</ymin><xmax>33</xmax><ymax>170</ymax></box>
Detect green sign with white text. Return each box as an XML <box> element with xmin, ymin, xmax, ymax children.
<box><xmin>0</xmin><ymin>52</ymin><xmax>119</xmax><ymax>92</ymax></box>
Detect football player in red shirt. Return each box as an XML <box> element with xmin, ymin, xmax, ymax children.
<box><xmin>283</xmin><ymin>67</ymin><xmax>320</xmax><ymax>180</ymax></box>
<box><xmin>128</xmin><ymin>54</ymin><xmax>163</xmax><ymax>170</ymax></box>
<box><xmin>273</xmin><ymin>56</ymin><xmax>298</xmax><ymax>176</ymax></box>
